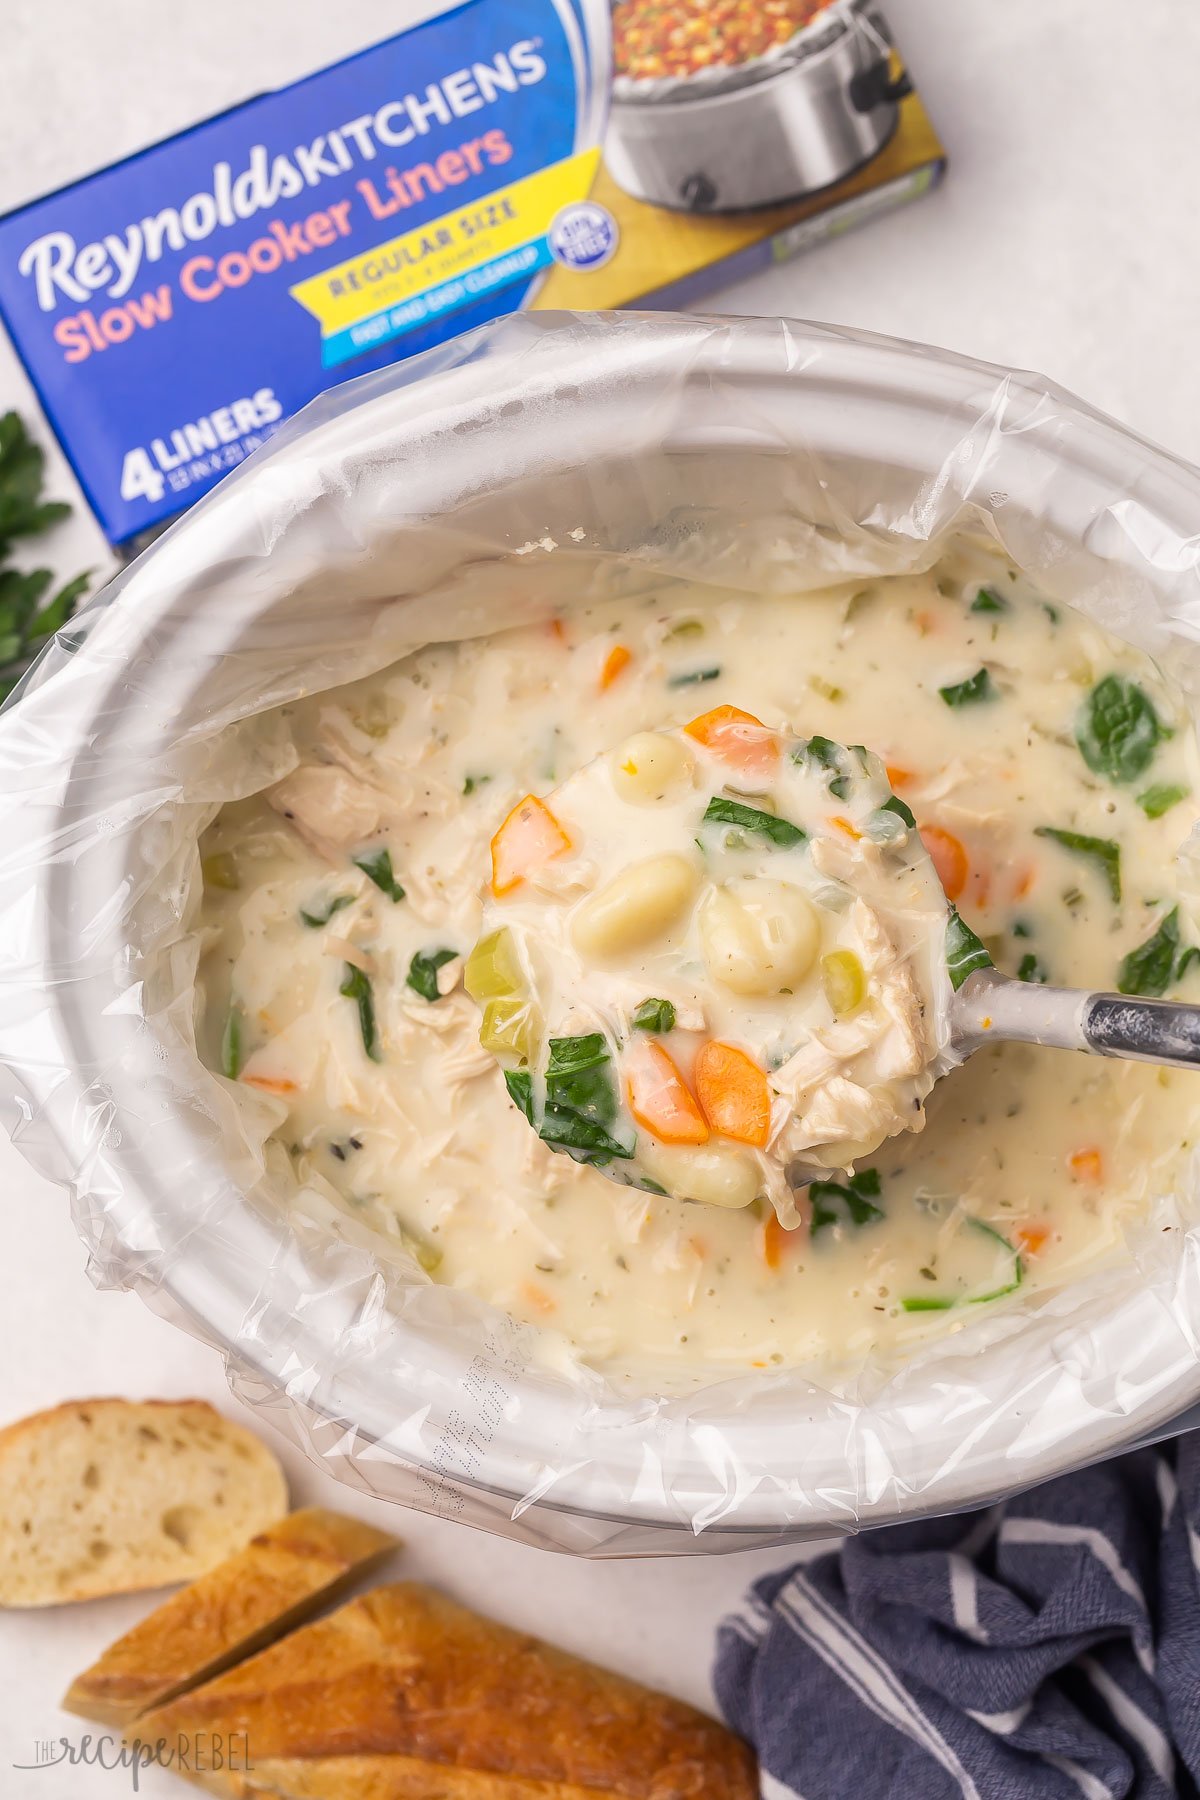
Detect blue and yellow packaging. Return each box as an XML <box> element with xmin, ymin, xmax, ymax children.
<box><xmin>0</xmin><ymin>0</ymin><xmax>944</xmax><ymax>544</ymax></box>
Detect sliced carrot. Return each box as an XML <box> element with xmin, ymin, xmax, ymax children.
<box><xmin>1069</xmin><ymin>1148</ymin><xmax>1103</xmax><ymax>1183</ymax></box>
<box><xmin>490</xmin><ymin>795</ymin><xmax>572</xmax><ymax>897</ymax></box>
<box><xmin>683</xmin><ymin>705</ymin><xmax>779</xmax><ymax>780</ymax></box>
<box><xmin>625</xmin><ymin>1040</ymin><xmax>708</xmax><ymax>1146</ymax></box>
<box><xmin>919</xmin><ymin>824</ymin><xmax>969</xmax><ymax>902</ymax></box>
<box><xmin>763</xmin><ymin>1212</ymin><xmax>805</xmax><ymax>1270</ymax></box>
<box><xmin>967</xmin><ymin>865</ymin><xmax>992</xmax><ymax>913</ymax></box>
<box><xmin>1013</xmin><ymin>864</ymin><xmax>1037</xmax><ymax>900</ymax></box>
<box><xmin>521</xmin><ymin>1281</ymin><xmax>557</xmax><ymax>1316</ymax></box>
<box><xmin>1016</xmin><ymin>1225</ymin><xmax>1049</xmax><ymax>1255</ymax></box>
<box><xmin>914</xmin><ymin>609</ymin><xmax>936</xmax><ymax>635</ymax></box>
<box><xmin>694</xmin><ymin>1040</ymin><xmax>771</xmax><ymax>1147</ymax></box>
<box><xmin>547</xmin><ymin>617</ymin><xmax>567</xmax><ymax>644</ymax></box>
<box><xmin>600</xmin><ymin>643</ymin><xmax>632</xmax><ymax>690</ymax></box>
<box><xmin>830</xmin><ymin>815</ymin><xmax>863</xmax><ymax>840</ymax></box>
<box><xmin>241</xmin><ymin>1074</ymin><xmax>298</xmax><ymax>1095</ymax></box>
<box><xmin>886</xmin><ymin>764</ymin><xmax>914</xmax><ymax>790</ymax></box>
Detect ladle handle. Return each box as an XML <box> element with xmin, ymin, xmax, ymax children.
<box><xmin>1082</xmin><ymin>991</ymin><xmax>1200</xmax><ymax>1068</ymax></box>
<box><xmin>951</xmin><ymin>970</ymin><xmax>1200</xmax><ymax>1071</ymax></box>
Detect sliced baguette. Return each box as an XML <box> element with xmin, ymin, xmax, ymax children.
<box><xmin>132</xmin><ymin>1582</ymin><xmax>757</xmax><ymax>1800</ymax></box>
<box><xmin>64</xmin><ymin>1507</ymin><xmax>398</xmax><ymax>1725</ymax></box>
<box><xmin>0</xmin><ymin>1399</ymin><xmax>287</xmax><ymax>1607</ymax></box>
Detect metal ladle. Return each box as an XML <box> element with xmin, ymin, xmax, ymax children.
<box><xmin>949</xmin><ymin>969</ymin><xmax>1200</xmax><ymax>1071</ymax></box>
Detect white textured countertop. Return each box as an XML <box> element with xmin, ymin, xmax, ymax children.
<box><xmin>3</xmin><ymin>2</ymin><xmax>1200</xmax><ymax>1792</ymax></box>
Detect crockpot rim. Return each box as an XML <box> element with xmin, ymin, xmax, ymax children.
<box><xmin>13</xmin><ymin>310</ymin><xmax>1200</xmax><ymax>1540</ymax></box>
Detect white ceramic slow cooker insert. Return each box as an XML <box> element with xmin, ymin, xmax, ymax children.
<box><xmin>3</xmin><ymin>311</ymin><xmax>1200</xmax><ymax>1557</ymax></box>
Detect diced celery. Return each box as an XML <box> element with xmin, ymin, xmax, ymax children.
<box><xmin>480</xmin><ymin>996</ymin><xmax>536</xmax><ymax>1059</ymax></box>
<box><xmin>465</xmin><ymin>928</ymin><xmax>524</xmax><ymax>1001</ymax></box>
<box><xmin>821</xmin><ymin>949</ymin><xmax>865</xmax><ymax>1017</ymax></box>
<box><xmin>202</xmin><ymin>852</ymin><xmax>240</xmax><ymax>891</ymax></box>
<box><xmin>405</xmin><ymin>1232</ymin><xmax>443</xmax><ymax>1274</ymax></box>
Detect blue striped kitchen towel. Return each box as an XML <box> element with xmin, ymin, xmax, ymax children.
<box><xmin>715</xmin><ymin>1434</ymin><xmax>1200</xmax><ymax>1799</ymax></box>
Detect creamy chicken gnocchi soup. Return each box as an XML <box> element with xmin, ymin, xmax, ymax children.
<box><xmin>472</xmin><ymin>723</ymin><xmax>959</xmax><ymax>1219</ymax></box>
<box><xmin>197</xmin><ymin>545</ymin><xmax>1200</xmax><ymax>1384</ymax></box>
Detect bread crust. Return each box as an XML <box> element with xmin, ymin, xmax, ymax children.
<box><xmin>64</xmin><ymin>1508</ymin><xmax>398</xmax><ymax>1725</ymax></box>
<box><xmin>133</xmin><ymin>1583</ymin><xmax>756</xmax><ymax>1799</ymax></box>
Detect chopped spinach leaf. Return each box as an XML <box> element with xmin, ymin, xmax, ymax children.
<box><xmin>1176</xmin><ymin>946</ymin><xmax>1200</xmax><ymax>983</ymax></box>
<box><xmin>220</xmin><ymin>1007</ymin><xmax>244</xmax><ymax>1079</ymax></box>
<box><xmin>503</xmin><ymin>1069</ymin><xmax>534</xmax><ymax>1122</ymax></box>
<box><xmin>1118</xmin><ymin>907</ymin><xmax>1180</xmax><ymax>997</ymax></box>
<box><xmin>793</xmin><ymin>734</ymin><xmax>852</xmax><ymax>800</ymax></box>
<box><xmin>545</xmin><ymin>1033</ymin><xmax>611</xmax><ymax>1081</ymax></box>
<box><xmin>667</xmin><ymin>666</ymin><xmax>721</xmax><ymax>689</ymax></box>
<box><xmin>1138</xmin><ymin>783</ymin><xmax>1189</xmax><ymax>820</ymax></box>
<box><xmin>900</xmin><ymin>1219</ymin><xmax>1023</xmax><ymax>1311</ymax></box>
<box><xmin>1076</xmin><ymin>675</ymin><xmax>1170</xmax><ymax>785</ymax></box>
<box><xmin>1012</xmin><ymin>919</ymin><xmax>1033</xmax><ymax>938</ymax></box>
<box><xmin>962</xmin><ymin>1219</ymin><xmax>1025</xmax><ymax>1301</ymax></box>
<box><xmin>539</xmin><ymin>1107</ymin><xmax>633</xmax><ymax>1162</ymax></box>
<box><xmin>1017</xmin><ymin>952</ymin><xmax>1047</xmax><ymax>984</ymax></box>
<box><xmin>299</xmin><ymin>893</ymin><xmax>353</xmax><ymax>929</ymax></box>
<box><xmin>339</xmin><ymin>964</ymin><xmax>381</xmax><ymax>1062</ymax></box>
<box><xmin>1043</xmin><ymin>602</ymin><xmax>1061</xmax><ymax>626</ymax></box>
<box><xmin>540</xmin><ymin>1033</ymin><xmax>633</xmax><ymax>1165</ymax></box>
<box><xmin>407</xmin><ymin>947</ymin><xmax>458</xmax><ymax>1002</ymax></box>
<box><xmin>945</xmin><ymin>908</ymin><xmax>992</xmax><ymax>989</ymax></box>
<box><xmin>353</xmin><ymin>846</ymin><xmax>405</xmax><ymax>902</ymax></box>
<box><xmin>632</xmin><ymin>998</ymin><xmax>677</xmax><ymax>1034</ymax></box>
<box><xmin>939</xmin><ymin>668</ymin><xmax>996</xmax><ymax>707</ymax></box>
<box><xmin>810</xmin><ymin>1167</ymin><xmax>884</xmax><ymax>1235</ymax></box>
<box><xmin>703</xmin><ymin>795</ymin><xmax>805</xmax><ymax>847</ymax></box>
<box><xmin>881</xmin><ymin>793</ymin><xmax>916</xmax><ymax>829</ymax></box>
<box><xmin>970</xmin><ymin>586</ymin><xmax>1009</xmax><ymax>614</ymax></box>
<box><xmin>1034</xmin><ymin>827</ymin><xmax>1121</xmax><ymax>903</ymax></box>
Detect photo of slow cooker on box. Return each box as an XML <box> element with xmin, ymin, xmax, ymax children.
<box><xmin>605</xmin><ymin>0</ymin><xmax>912</xmax><ymax>213</ymax></box>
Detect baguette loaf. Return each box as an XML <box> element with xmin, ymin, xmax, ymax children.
<box><xmin>0</xmin><ymin>1399</ymin><xmax>287</xmax><ymax>1607</ymax></box>
<box><xmin>64</xmin><ymin>1508</ymin><xmax>398</xmax><ymax>1725</ymax></box>
<box><xmin>133</xmin><ymin>1582</ymin><xmax>756</xmax><ymax>1799</ymax></box>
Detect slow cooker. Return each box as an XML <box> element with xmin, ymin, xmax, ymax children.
<box><xmin>3</xmin><ymin>312</ymin><xmax>1200</xmax><ymax>1557</ymax></box>
<box><xmin>605</xmin><ymin>0</ymin><xmax>911</xmax><ymax>213</ymax></box>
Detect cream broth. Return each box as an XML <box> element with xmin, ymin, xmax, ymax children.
<box><xmin>196</xmin><ymin>546</ymin><xmax>1200</xmax><ymax>1385</ymax></box>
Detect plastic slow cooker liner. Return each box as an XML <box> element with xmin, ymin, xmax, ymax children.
<box><xmin>4</xmin><ymin>311</ymin><xmax>1200</xmax><ymax>1557</ymax></box>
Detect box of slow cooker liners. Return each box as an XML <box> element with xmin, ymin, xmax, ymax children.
<box><xmin>0</xmin><ymin>0</ymin><xmax>945</xmax><ymax>546</ymax></box>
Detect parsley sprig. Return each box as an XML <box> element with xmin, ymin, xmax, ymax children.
<box><xmin>0</xmin><ymin>413</ymin><xmax>92</xmax><ymax>702</ymax></box>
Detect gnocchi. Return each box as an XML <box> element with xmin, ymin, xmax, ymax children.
<box><xmin>571</xmin><ymin>854</ymin><xmax>700</xmax><ymax>958</ymax></box>
<box><xmin>638</xmin><ymin>1140</ymin><xmax>761</xmax><ymax>1209</ymax></box>
<box><xmin>611</xmin><ymin>731</ymin><xmax>696</xmax><ymax>804</ymax></box>
<box><xmin>699</xmin><ymin>879</ymin><xmax>820</xmax><ymax>997</ymax></box>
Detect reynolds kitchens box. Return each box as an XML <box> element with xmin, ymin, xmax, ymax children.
<box><xmin>0</xmin><ymin>0</ymin><xmax>944</xmax><ymax>545</ymax></box>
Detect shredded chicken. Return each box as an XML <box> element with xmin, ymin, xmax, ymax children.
<box><xmin>780</xmin><ymin>1074</ymin><xmax>909</xmax><ymax>1154</ymax></box>
<box><xmin>267</xmin><ymin>764</ymin><xmax>387</xmax><ymax>858</ymax></box>
<box><xmin>848</xmin><ymin>901</ymin><xmax>928</xmax><ymax>1079</ymax></box>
